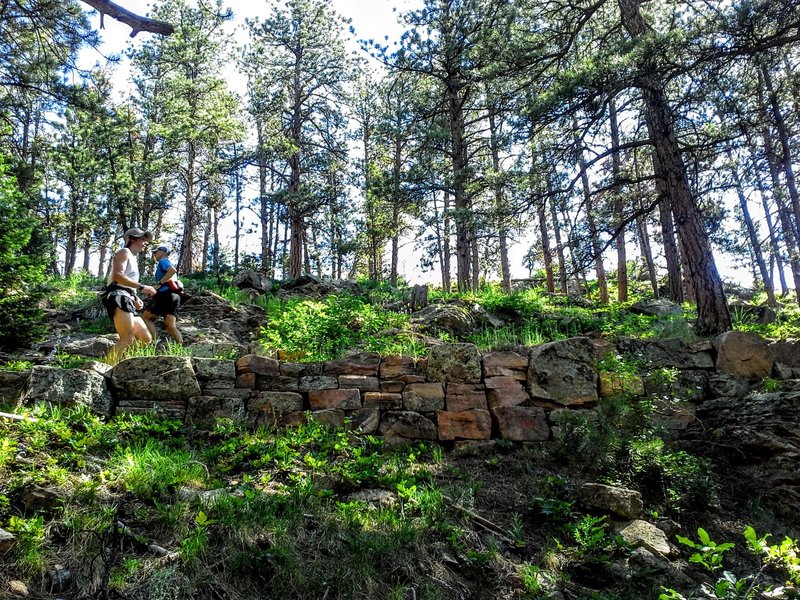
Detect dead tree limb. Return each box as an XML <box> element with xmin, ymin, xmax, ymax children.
<box><xmin>80</xmin><ymin>0</ymin><xmax>174</xmax><ymax>37</ymax></box>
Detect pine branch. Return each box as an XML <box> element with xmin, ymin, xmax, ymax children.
<box><xmin>80</xmin><ymin>0</ymin><xmax>174</xmax><ymax>37</ymax></box>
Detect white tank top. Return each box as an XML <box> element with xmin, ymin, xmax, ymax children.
<box><xmin>107</xmin><ymin>249</ymin><xmax>139</xmax><ymax>290</ymax></box>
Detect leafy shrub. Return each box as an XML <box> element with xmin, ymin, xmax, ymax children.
<box><xmin>258</xmin><ymin>294</ymin><xmax>411</xmax><ymax>361</ymax></box>
<box><xmin>626</xmin><ymin>438</ymin><xmax>718</xmax><ymax>512</ymax></box>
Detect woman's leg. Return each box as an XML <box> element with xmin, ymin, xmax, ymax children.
<box><xmin>108</xmin><ymin>309</ymin><xmax>152</xmax><ymax>364</ymax></box>
<box><xmin>141</xmin><ymin>310</ymin><xmax>158</xmax><ymax>341</ymax></box>
<box><xmin>164</xmin><ymin>314</ymin><xmax>183</xmax><ymax>344</ymax></box>
<box><xmin>133</xmin><ymin>316</ymin><xmax>153</xmax><ymax>343</ymax></box>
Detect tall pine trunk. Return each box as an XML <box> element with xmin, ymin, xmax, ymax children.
<box><xmin>487</xmin><ymin>101</ymin><xmax>511</xmax><ymax>292</ymax></box>
<box><xmin>609</xmin><ymin>98</ymin><xmax>628</xmax><ymax>301</ymax></box>
<box><xmin>619</xmin><ymin>0</ymin><xmax>729</xmax><ymax>334</ymax></box>
<box><xmin>726</xmin><ymin>148</ymin><xmax>775</xmax><ymax>306</ymax></box>
<box><xmin>178</xmin><ymin>141</ymin><xmax>197</xmax><ymax>273</ymax></box>
<box><xmin>538</xmin><ymin>199</ymin><xmax>555</xmax><ymax>293</ymax></box>
<box><xmin>577</xmin><ymin>131</ymin><xmax>608</xmax><ymax>303</ymax></box>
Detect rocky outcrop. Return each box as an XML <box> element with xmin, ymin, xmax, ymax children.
<box><xmin>630</xmin><ymin>298</ymin><xmax>683</xmax><ymax>317</ymax></box>
<box><xmin>232</xmin><ymin>269</ymin><xmax>272</xmax><ymax>293</ymax></box>
<box><xmin>691</xmin><ymin>389</ymin><xmax>800</xmax><ymax>518</ymax></box>
<box><xmin>412</xmin><ymin>304</ymin><xmax>476</xmax><ymax>338</ymax></box>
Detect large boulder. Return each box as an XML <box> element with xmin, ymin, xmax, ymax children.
<box><xmin>528</xmin><ymin>337</ymin><xmax>598</xmax><ymax>406</ymax></box>
<box><xmin>714</xmin><ymin>331</ymin><xmax>774</xmax><ymax>380</ymax></box>
<box><xmin>111</xmin><ymin>356</ymin><xmax>201</xmax><ymax>402</ymax></box>
<box><xmin>412</xmin><ymin>304</ymin><xmax>476</xmax><ymax>338</ymax></box>
<box><xmin>578</xmin><ymin>483</ymin><xmax>644</xmax><ymax>520</ymax></box>
<box><xmin>232</xmin><ymin>269</ymin><xmax>272</xmax><ymax>293</ymax></box>
<box><xmin>25</xmin><ymin>366</ymin><xmax>113</xmax><ymax>416</ymax></box>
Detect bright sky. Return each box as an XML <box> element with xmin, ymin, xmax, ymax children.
<box><xmin>82</xmin><ymin>0</ymin><xmax>415</xmax><ymax>61</ymax></box>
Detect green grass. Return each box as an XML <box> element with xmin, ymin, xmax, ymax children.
<box><xmin>0</xmin><ymin>404</ymin><xmax>470</xmax><ymax>598</ymax></box>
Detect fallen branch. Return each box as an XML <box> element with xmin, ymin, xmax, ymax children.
<box><xmin>442</xmin><ymin>495</ymin><xmax>516</xmax><ymax>546</ymax></box>
<box><xmin>115</xmin><ymin>521</ymin><xmax>178</xmax><ymax>560</ymax></box>
<box><xmin>80</xmin><ymin>0</ymin><xmax>174</xmax><ymax>37</ymax></box>
<box><xmin>0</xmin><ymin>411</ymin><xmax>37</xmax><ymax>423</ymax></box>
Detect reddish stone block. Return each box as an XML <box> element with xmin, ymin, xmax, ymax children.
<box><xmin>491</xmin><ymin>406</ymin><xmax>550</xmax><ymax>441</ymax></box>
<box><xmin>380</xmin><ymin>380</ymin><xmax>405</xmax><ymax>393</ymax></box>
<box><xmin>235</xmin><ymin>373</ymin><xmax>256</xmax><ymax>389</ymax></box>
<box><xmin>487</xmin><ymin>385</ymin><xmax>530</xmax><ymax>409</ymax></box>
<box><xmin>380</xmin><ymin>355</ymin><xmax>416</xmax><ymax>379</ymax></box>
<box><xmin>398</xmin><ymin>374</ymin><xmax>426</xmax><ymax>384</ymax></box>
<box><xmin>236</xmin><ymin>354</ymin><xmax>280</xmax><ymax>376</ymax></box>
<box><xmin>363</xmin><ymin>392</ymin><xmax>403</xmax><ymax>410</ymax></box>
<box><xmin>484</xmin><ymin>376</ymin><xmax>522</xmax><ymax>389</ymax></box>
<box><xmin>323</xmin><ymin>352</ymin><xmax>381</xmax><ymax>376</ymax></box>
<box><xmin>309</xmin><ymin>388</ymin><xmax>361</xmax><ymax>410</ymax></box>
<box><xmin>445</xmin><ymin>383</ymin><xmax>487</xmax><ymax>411</ymax></box>
<box><xmin>482</xmin><ymin>351</ymin><xmax>528</xmax><ymax>379</ymax></box>
<box><xmin>382</xmin><ymin>355</ymin><xmax>416</xmax><ymax>366</ymax></box>
<box><xmin>437</xmin><ymin>410</ymin><xmax>491</xmax><ymax>441</ymax></box>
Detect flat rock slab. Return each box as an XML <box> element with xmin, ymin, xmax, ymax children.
<box><xmin>26</xmin><ymin>366</ymin><xmax>113</xmax><ymax>416</ymax></box>
<box><xmin>112</xmin><ymin>356</ymin><xmax>200</xmax><ymax>402</ymax></box>
<box><xmin>403</xmin><ymin>382</ymin><xmax>445</xmax><ymax>412</ymax></box>
<box><xmin>614</xmin><ymin>519</ymin><xmax>671</xmax><ymax>557</ymax></box>
<box><xmin>438</xmin><ymin>410</ymin><xmax>491</xmax><ymax>441</ymax></box>
<box><xmin>491</xmin><ymin>406</ymin><xmax>549</xmax><ymax>441</ymax></box>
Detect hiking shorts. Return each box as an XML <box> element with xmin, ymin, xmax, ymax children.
<box><xmin>145</xmin><ymin>290</ymin><xmax>181</xmax><ymax>317</ymax></box>
<box><xmin>102</xmin><ymin>286</ymin><xmax>137</xmax><ymax>319</ymax></box>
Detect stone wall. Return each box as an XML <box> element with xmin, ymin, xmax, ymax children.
<box><xmin>11</xmin><ymin>331</ymin><xmax>787</xmax><ymax>446</ymax></box>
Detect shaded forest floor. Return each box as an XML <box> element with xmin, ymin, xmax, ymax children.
<box><xmin>2</xmin><ymin>278</ymin><xmax>800</xmax><ymax>599</ymax></box>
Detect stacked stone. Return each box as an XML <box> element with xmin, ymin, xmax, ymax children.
<box><xmin>21</xmin><ymin>334</ymin><xmax>787</xmax><ymax>448</ymax></box>
<box><xmin>113</xmin><ymin>356</ymin><xmax>199</xmax><ymax>419</ymax></box>
<box><xmin>187</xmin><ymin>358</ymin><xmax>245</xmax><ymax>427</ymax></box>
